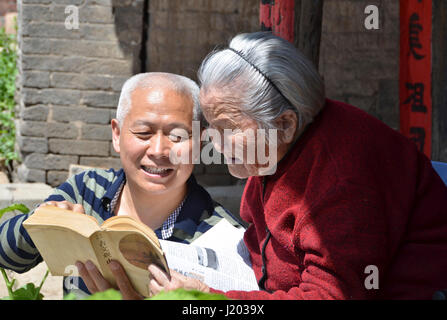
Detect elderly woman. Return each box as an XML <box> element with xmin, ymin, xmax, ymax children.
<box><xmin>149</xmin><ymin>32</ymin><xmax>447</xmax><ymax>299</ymax></box>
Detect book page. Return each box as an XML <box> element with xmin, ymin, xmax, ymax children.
<box><xmin>23</xmin><ymin>226</ymin><xmax>100</xmax><ymax>277</ymax></box>
<box><xmin>90</xmin><ymin>230</ymin><xmax>168</xmax><ymax>298</ymax></box>
<box><xmin>159</xmin><ymin>239</ymin><xmax>259</xmax><ymax>292</ymax></box>
<box><xmin>191</xmin><ymin>219</ymin><xmax>252</xmax><ymax>267</ymax></box>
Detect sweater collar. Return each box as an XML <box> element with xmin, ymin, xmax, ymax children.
<box><xmin>267</xmin><ymin>99</ymin><xmax>328</xmax><ymax>180</ymax></box>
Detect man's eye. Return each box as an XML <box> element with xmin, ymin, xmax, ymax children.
<box><xmin>134</xmin><ymin>132</ymin><xmax>152</xmax><ymax>138</ymax></box>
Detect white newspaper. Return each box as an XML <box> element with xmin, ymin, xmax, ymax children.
<box><xmin>159</xmin><ymin>219</ymin><xmax>259</xmax><ymax>292</ymax></box>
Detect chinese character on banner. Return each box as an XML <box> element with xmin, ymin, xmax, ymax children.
<box><xmin>399</xmin><ymin>0</ymin><xmax>432</xmax><ymax>157</ymax></box>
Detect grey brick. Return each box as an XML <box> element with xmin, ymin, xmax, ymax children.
<box><xmin>21</xmin><ymin>88</ymin><xmax>81</xmax><ymax>105</ymax></box>
<box><xmin>21</xmin><ymin>55</ymin><xmax>133</xmax><ymax>75</ymax></box>
<box><xmin>80</xmin><ymin>156</ymin><xmax>121</xmax><ymax>170</ymax></box>
<box><xmin>21</xmin><ymin>38</ymin><xmax>53</xmax><ymax>54</ymax></box>
<box><xmin>81</xmin><ymin>24</ymin><xmax>117</xmax><ymax>41</ymax></box>
<box><xmin>80</xmin><ymin>124</ymin><xmax>112</xmax><ymax>141</ymax></box>
<box><xmin>110</xmin><ymin>77</ymin><xmax>128</xmax><ymax>92</ymax></box>
<box><xmin>47</xmin><ymin>122</ymin><xmax>79</xmax><ymax>139</ymax></box>
<box><xmin>20</xmin><ymin>4</ymin><xmax>52</xmax><ymax>22</ymax></box>
<box><xmin>50</xmin><ymin>39</ymin><xmax>127</xmax><ymax>59</ymax></box>
<box><xmin>47</xmin><ymin>170</ymin><xmax>69</xmax><ymax>187</ymax></box>
<box><xmin>22</xmin><ymin>0</ymin><xmax>52</xmax><ymax>4</ymax></box>
<box><xmin>24</xmin><ymin>153</ymin><xmax>78</xmax><ymax>170</ymax></box>
<box><xmin>22</xmin><ymin>71</ymin><xmax>50</xmax><ymax>88</ymax></box>
<box><xmin>50</xmin><ymin>73</ymin><xmax>113</xmax><ymax>91</ymax></box>
<box><xmin>51</xmin><ymin>5</ymin><xmax>115</xmax><ymax>24</ymax></box>
<box><xmin>16</xmin><ymin>164</ymin><xmax>46</xmax><ymax>183</ymax></box>
<box><xmin>16</xmin><ymin>136</ymin><xmax>48</xmax><ymax>153</ymax></box>
<box><xmin>19</xmin><ymin>104</ymin><xmax>49</xmax><ymax>121</ymax></box>
<box><xmin>51</xmin><ymin>106</ymin><xmax>110</xmax><ymax>124</ymax></box>
<box><xmin>21</xmin><ymin>22</ymin><xmax>81</xmax><ymax>39</ymax></box>
<box><xmin>15</xmin><ymin>120</ymin><xmax>46</xmax><ymax>137</ymax></box>
<box><xmin>21</xmin><ymin>55</ymin><xmax>83</xmax><ymax>72</ymax></box>
<box><xmin>82</xmin><ymin>91</ymin><xmax>120</xmax><ymax>108</ymax></box>
<box><xmin>49</xmin><ymin>139</ymin><xmax>109</xmax><ymax>156</ymax></box>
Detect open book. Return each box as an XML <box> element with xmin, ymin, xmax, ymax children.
<box><xmin>23</xmin><ymin>206</ymin><xmax>259</xmax><ymax>297</ymax></box>
<box><xmin>23</xmin><ymin>205</ymin><xmax>169</xmax><ymax>297</ymax></box>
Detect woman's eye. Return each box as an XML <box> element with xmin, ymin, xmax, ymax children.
<box><xmin>169</xmin><ymin>133</ymin><xmax>190</xmax><ymax>142</ymax></box>
<box><xmin>169</xmin><ymin>130</ymin><xmax>191</xmax><ymax>142</ymax></box>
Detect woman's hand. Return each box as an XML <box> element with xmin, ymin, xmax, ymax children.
<box><xmin>76</xmin><ymin>260</ymin><xmax>144</xmax><ymax>300</ymax></box>
<box><xmin>148</xmin><ymin>264</ymin><xmax>210</xmax><ymax>295</ymax></box>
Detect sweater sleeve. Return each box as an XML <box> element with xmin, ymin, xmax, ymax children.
<box><xmin>212</xmin><ymin>183</ymin><xmax>389</xmax><ymax>300</ymax></box>
<box><xmin>0</xmin><ymin>174</ymin><xmax>81</xmax><ymax>273</ymax></box>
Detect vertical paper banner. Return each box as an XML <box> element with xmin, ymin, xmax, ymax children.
<box><xmin>260</xmin><ymin>0</ymin><xmax>295</xmax><ymax>43</ymax></box>
<box><xmin>399</xmin><ymin>0</ymin><xmax>432</xmax><ymax>157</ymax></box>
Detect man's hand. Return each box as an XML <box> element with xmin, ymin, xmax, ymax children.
<box><xmin>148</xmin><ymin>264</ymin><xmax>210</xmax><ymax>296</ymax></box>
<box><xmin>76</xmin><ymin>260</ymin><xmax>144</xmax><ymax>300</ymax></box>
<box><xmin>39</xmin><ymin>200</ymin><xmax>85</xmax><ymax>214</ymax></box>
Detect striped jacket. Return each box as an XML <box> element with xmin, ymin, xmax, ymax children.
<box><xmin>0</xmin><ymin>168</ymin><xmax>243</xmax><ymax>299</ymax></box>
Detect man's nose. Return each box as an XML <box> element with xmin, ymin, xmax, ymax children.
<box><xmin>148</xmin><ymin>133</ymin><xmax>170</xmax><ymax>158</ymax></box>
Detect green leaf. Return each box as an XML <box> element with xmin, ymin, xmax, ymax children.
<box><xmin>84</xmin><ymin>289</ymin><xmax>123</xmax><ymax>300</ymax></box>
<box><xmin>148</xmin><ymin>289</ymin><xmax>229</xmax><ymax>300</ymax></box>
<box><xmin>9</xmin><ymin>283</ymin><xmax>44</xmax><ymax>300</ymax></box>
<box><xmin>0</xmin><ymin>204</ymin><xmax>30</xmax><ymax>219</ymax></box>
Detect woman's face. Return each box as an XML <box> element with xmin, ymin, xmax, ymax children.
<box><xmin>200</xmin><ymin>89</ymin><xmax>290</xmax><ymax>179</ymax></box>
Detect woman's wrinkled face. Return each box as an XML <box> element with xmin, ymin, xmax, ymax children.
<box><xmin>199</xmin><ymin>89</ymin><xmax>283</xmax><ymax>179</ymax></box>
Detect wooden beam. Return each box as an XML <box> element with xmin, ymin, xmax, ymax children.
<box><xmin>294</xmin><ymin>0</ymin><xmax>323</xmax><ymax>70</ymax></box>
<box><xmin>432</xmin><ymin>0</ymin><xmax>447</xmax><ymax>161</ymax></box>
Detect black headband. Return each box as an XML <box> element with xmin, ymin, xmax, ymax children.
<box><xmin>227</xmin><ymin>47</ymin><xmax>292</xmax><ymax>106</ymax></box>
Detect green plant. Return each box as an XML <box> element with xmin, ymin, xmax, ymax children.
<box><xmin>0</xmin><ymin>204</ymin><xmax>50</xmax><ymax>300</ymax></box>
<box><xmin>64</xmin><ymin>288</ymin><xmax>228</xmax><ymax>300</ymax></box>
<box><xmin>0</xmin><ymin>25</ymin><xmax>19</xmax><ymax>172</ymax></box>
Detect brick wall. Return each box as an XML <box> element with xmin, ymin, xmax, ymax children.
<box><xmin>15</xmin><ymin>0</ymin><xmax>142</xmax><ymax>186</ymax></box>
<box><xmin>14</xmin><ymin>0</ymin><xmax>259</xmax><ymax>187</ymax></box>
<box><xmin>319</xmin><ymin>0</ymin><xmax>400</xmax><ymax>130</ymax></box>
<box><xmin>14</xmin><ymin>0</ymin><xmax>401</xmax><ymax>187</ymax></box>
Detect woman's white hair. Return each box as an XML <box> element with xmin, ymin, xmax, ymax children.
<box><xmin>116</xmin><ymin>72</ymin><xmax>202</xmax><ymax>127</ymax></box>
<box><xmin>198</xmin><ymin>32</ymin><xmax>325</xmax><ymax>131</ymax></box>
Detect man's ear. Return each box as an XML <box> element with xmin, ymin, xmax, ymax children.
<box><xmin>274</xmin><ymin>110</ymin><xmax>298</xmax><ymax>144</ymax></box>
<box><xmin>111</xmin><ymin>119</ymin><xmax>121</xmax><ymax>154</ymax></box>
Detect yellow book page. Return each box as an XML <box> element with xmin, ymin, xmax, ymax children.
<box><xmin>90</xmin><ymin>230</ymin><xmax>168</xmax><ymax>297</ymax></box>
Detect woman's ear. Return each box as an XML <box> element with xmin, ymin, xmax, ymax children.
<box><xmin>111</xmin><ymin>119</ymin><xmax>121</xmax><ymax>154</ymax></box>
<box><xmin>274</xmin><ymin>110</ymin><xmax>298</xmax><ymax>144</ymax></box>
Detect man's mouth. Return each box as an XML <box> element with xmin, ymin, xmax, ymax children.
<box><xmin>141</xmin><ymin>166</ymin><xmax>174</xmax><ymax>178</ymax></box>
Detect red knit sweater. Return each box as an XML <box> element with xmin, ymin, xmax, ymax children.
<box><xmin>212</xmin><ymin>99</ymin><xmax>447</xmax><ymax>299</ymax></box>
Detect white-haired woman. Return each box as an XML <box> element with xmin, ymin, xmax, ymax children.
<box><xmin>149</xmin><ymin>32</ymin><xmax>447</xmax><ymax>299</ymax></box>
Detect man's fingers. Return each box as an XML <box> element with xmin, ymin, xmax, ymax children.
<box><xmin>108</xmin><ymin>260</ymin><xmax>142</xmax><ymax>300</ymax></box>
<box><xmin>85</xmin><ymin>260</ymin><xmax>112</xmax><ymax>292</ymax></box>
<box><xmin>76</xmin><ymin>261</ymin><xmax>99</xmax><ymax>293</ymax></box>
<box><xmin>72</xmin><ymin>204</ymin><xmax>85</xmax><ymax>214</ymax></box>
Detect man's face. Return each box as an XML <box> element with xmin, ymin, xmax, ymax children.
<box><xmin>112</xmin><ymin>86</ymin><xmax>195</xmax><ymax>195</ymax></box>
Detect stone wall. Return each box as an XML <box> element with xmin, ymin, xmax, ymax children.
<box><xmin>13</xmin><ymin>0</ymin><xmax>405</xmax><ymax>186</ymax></box>
<box><xmin>14</xmin><ymin>0</ymin><xmax>259</xmax><ymax>187</ymax></box>
<box><xmin>320</xmin><ymin>0</ymin><xmax>400</xmax><ymax>130</ymax></box>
